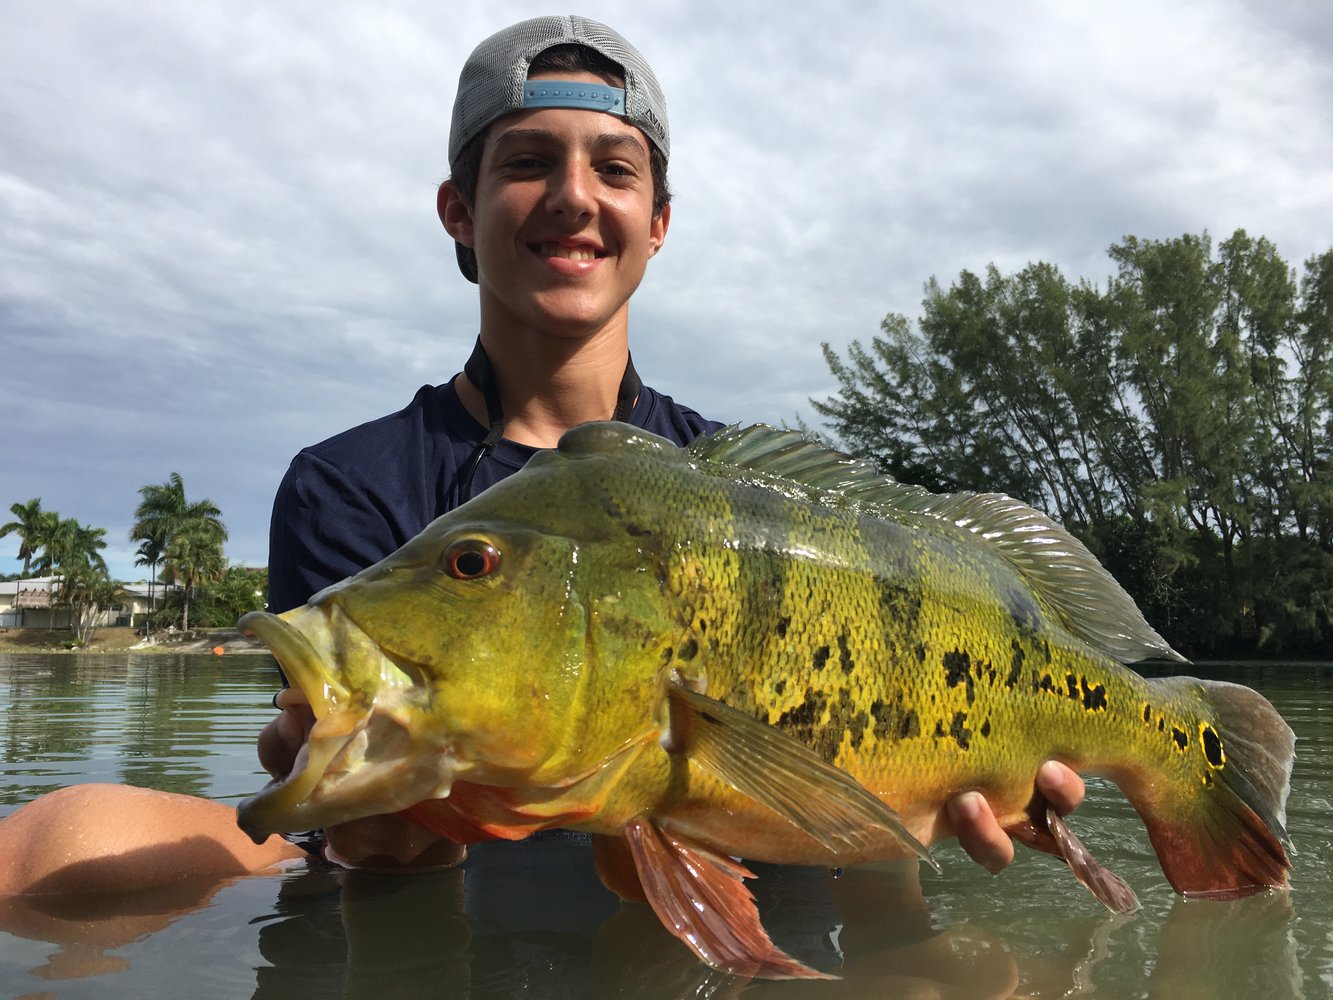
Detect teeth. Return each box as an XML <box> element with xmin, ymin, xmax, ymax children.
<box><xmin>538</xmin><ymin>242</ymin><xmax>598</xmax><ymax>261</ymax></box>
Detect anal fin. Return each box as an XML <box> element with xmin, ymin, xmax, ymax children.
<box><xmin>623</xmin><ymin>816</ymin><xmax>834</xmax><ymax>980</ymax></box>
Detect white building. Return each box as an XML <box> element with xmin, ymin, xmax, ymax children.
<box><xmin>0</xmin><ymin>577</ymin><xmax>175</xmax><ymax>629</ymax></box>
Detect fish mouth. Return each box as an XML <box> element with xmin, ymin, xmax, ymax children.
<box><xmin>236</xmin><ymin>606</ymin><xmax>459</xmax><ymax>844</ymax></box>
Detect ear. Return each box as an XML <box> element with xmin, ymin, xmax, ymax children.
<box><xmin>648</xmin><ymin>202</ymin><xmax>671</xmax><ymax>257</ymax></box>
<box><xmin>438</xmin><ymin>181</ymin><xmax>475</xmax><ymax>247</ymax></box>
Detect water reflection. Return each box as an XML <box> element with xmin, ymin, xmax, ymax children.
<box><xmin>1</xmin><ymin>655</ymin><xmax>1329</xmax><ymax>998</ymax></box>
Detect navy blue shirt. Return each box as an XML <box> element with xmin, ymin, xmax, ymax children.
<box><xmin>268</xmin><ymin>378</ymin><xmax>722</xmax><ymax>612</ymax></box>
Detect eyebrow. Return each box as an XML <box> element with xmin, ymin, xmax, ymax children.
<box><xmin>490</xmin><ymin>127</ymin><xmax>648</xmax><ymax>159</ymax></box>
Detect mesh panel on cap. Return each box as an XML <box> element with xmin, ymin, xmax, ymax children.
<box><xmin>448</xmin><ymin>15</ymin><xmax>669</xmax><ymax>165</ymax></box>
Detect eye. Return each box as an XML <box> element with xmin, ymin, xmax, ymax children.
<box><xmin>442</xmin><ymin>538</ymin><xmax>501</xmax><ymax>580</ymax></box>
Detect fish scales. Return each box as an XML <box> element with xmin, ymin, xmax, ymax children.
<box><xmin>237</xmin><ymin>422</ymin><xmax>1295</xmax><ymax>981</ymax></box>
<box><xmin>634</xmin><ymin>459</ymin><xmax>1173</xmax><ymax>850</ymax></box>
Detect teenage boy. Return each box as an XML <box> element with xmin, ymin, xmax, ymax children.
<box><xmin>0</xmin><ymin>16</ymin><xmax>1081</xmax><ymax>897</ymax></box>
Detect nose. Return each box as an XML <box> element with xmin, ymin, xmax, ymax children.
<box><xmin>545</xmin><ymin>159</ymin><xmax>595</xmax><ymax>219</ymax></box>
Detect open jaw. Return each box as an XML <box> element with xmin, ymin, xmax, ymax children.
<box><xmin>235</xmin><ymin>608</ymin><xmax>459</xmax><ymax>844</ymax></box>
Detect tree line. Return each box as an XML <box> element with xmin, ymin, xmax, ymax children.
<box><xmin>815</xmin><ymin>229</ymin><xmax>1332</xmax><ymax>658</ymax></box>
<box><xmin>1</xmin><ymin>474</ymin><xmax>264</xmax><ymax>643</ymax></box>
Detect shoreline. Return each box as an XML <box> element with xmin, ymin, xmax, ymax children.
<box><xmin>0</xmin><ymin>626</ymin><xmax>267</xmax><ymax>655</ymax></box>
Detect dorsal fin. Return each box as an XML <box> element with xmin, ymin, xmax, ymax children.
<box><xmin>688</xmin><ymin>424</ymin><xmax>1184</xmax><ymax>664</ymax></box>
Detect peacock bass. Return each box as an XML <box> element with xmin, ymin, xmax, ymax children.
<box><xmin>237</xmin><ymin>423</ymin><xmax>1294</xmax><ymax>979</ymax></box>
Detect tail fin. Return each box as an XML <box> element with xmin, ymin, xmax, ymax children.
<box><xmin>1131</xmin><ymin>677</ymin><xmax>1294</xmax><ymax>898</ymax></box>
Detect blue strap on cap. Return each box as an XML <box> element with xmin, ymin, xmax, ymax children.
<box><xmin>522</xmin><ymin>81</ymin><xmax>625</xmax><ymax>115</ymax></box>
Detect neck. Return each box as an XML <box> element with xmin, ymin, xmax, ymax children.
<box><xmin>456</xmin><ymin>326</ymin><xmax>633</xmax><ymax>449</ymax></box>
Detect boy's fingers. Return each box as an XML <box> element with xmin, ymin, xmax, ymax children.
<box><xmin>948</xmin><ymin>791</ymin><xmax>1014</xmax><ymax>874</ymax></box>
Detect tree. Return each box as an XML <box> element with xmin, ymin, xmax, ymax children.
<box><xmin>165</xmin><ymin>519</ymin><xmax>228</xmax><ymax>631</ymax></box>
<box><xmin>131</xmin><ymin>473</ymin><xmax>229</xmax><ymax>630</ymax></box>
<box><xmin>1</xmin><ymin>498</ymin><xmax>47</xmax><ymax>578</ymax></box>
<box><xmin>41</xmin><ymin>518</ymin><xmax>114</xmax><ymax>642</ymax></box>
<box><xmin>59</xmin><ymin>560</ymin><xmax>123</xmax><ymax>645</ymax></box>
<box><xmin>815</xmin><ymin>229</ymin><xmax>1332</xmax><ymax>656</ymax></box>
<box><xmin>1</xmin><ymin>498</ymin><xmax>49</xmax><ymax>625</ymax></box>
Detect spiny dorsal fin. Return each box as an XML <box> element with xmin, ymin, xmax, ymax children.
<box><xmin>688</xmin><ymin>424</ymin><xmax>1184</xmax><ymax>664</ymax></box>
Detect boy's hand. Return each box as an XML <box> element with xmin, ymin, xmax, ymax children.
<box><xmin>947</xmin><ymin>761</ymin><xmax>1085</xmax><ymax>872</ymax></box>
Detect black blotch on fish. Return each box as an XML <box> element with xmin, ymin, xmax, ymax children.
<box><xmin>949</xmin><ymin>711</ymin><xmax>972</xmax><ymax>750</ymax></box>
<box><xmin>1142</xmin><ymin>703</ymin><xmax>1152</xmax><ymax>724</ymax></box>
<box><xmin>980</xmin><ymin>718</ymin><xmax>991</xmax><ymax>738</ymax></box>
<box><xmin>1080</xmin><ymin>678</ymin><xmax>1107</xmax><ymax>712</ymax></box>
<box><xmin>1065</xmin><ymin>673</ymin><xmax>1080</xmax><ymax>701</ymax></box>
<box><xmin>775</xmin><ymin>687</ymin><xmax>845</xmax><ymax>763</ymax></box>
<box><xmin>776</xmin><ymin>616</ymin><xmax>791</xmax><ymax>639</ymax></box>
<box><xmin>876</xmin><ymin>579</ymin><xmax>922</xmax><ymax>635</ymax></box>
<box><xmin>1005</xmin><ymin>641</ymin><xmax>1024</xmax><ymax>689</ymax></box>
<box><xmin>837</xmin><ymin>631</ymin><xmax>854</xmax><ymax>675</ymax></box>
<box><xmin>812</xmin><ymin>645</ymin><xmax>831</xmax><ymax>671</ymax></box>
<box><xmin>1171</xmin><ymin>727</ymin><xmax>1189</xmax><ymax>751</ymax></box>
<box><xmin>943</xmin><ymin>650</ymin><xmax>975</xmax><ymax>706</ymax></box>
<box><xmin>1007</xmin><ymin>588</ymin><xmax>1043</xmax><ymax>634</ymax></box>
<box><xmin>870</xmin><ymin>692</ymin><xmax>920</xmax><ymax>741</ymax></box>
<box><xmin>1201</xmin><ymin>726</ymin><xmax>1225</xmax><ymax>767</ymax></box>
<box><xmin>676</xmin><ymin>638</ymin><xmax>699</xmax><ymax>662</ymax></box>
<box><xmin>829</xmin><ymin>687</ymin><xmax>869</xmax><ymax>756</ymax></box>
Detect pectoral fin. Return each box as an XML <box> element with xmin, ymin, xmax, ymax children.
<box><xmin>666</xmin><ymin>684</ymin><xmax>935</xmax><ymax>869</ymax></box>
<box><xmin>623</xmin><ymin>816</ymin><xmax>833</xmax><ymax>980</ymax></box>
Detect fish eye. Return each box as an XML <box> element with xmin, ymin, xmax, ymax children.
<box><xmin>442</xmin><ymin>538</ymin><xmax>501</xmax><ymax>580</ymax></box>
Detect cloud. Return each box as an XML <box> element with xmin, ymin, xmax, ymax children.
<box><xmin>2</xmin><ymin>0</ymin><xmax>1330</xmax><ymax>582</ymax></box>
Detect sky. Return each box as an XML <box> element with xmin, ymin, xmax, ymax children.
<box><xmin>2</xmin><ymin>1</ymin><xmax>1331</xmax><ymax>582</ymax></box>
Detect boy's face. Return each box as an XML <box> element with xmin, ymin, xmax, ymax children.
<box><xmin>448</xmin><ymin>71</ymin><xmax>669</xmax><ymax>341</ymax></box>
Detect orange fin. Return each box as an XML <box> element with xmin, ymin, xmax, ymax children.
<box><xmin>1134</xmin><ymin>677</ymin><xmax>1293</xmax><ymax>898</ymax></box>
<box><xmin>400</xmin><ymin>800</ymin><xmax>501</xmax><ymax>843</ymax></box>
<box><xmin>1047</xmin><ymin>809</ymin><xmax>1140</xmax><ymax>914</ymax></box>
<box><xmin>1004</xmin><ymin>806</ymin><xmax>1139</xmax><ymax>913</ymax></box>
<box><xmin>666</xmin><ymin>684</ymin><xmax>935</xmax><ymax>869</ymax></box>
<box><xmin>593</xmin><ymin>833</ymin><xmax>646</xmax><ymax>902</ymax></box>
<box><xmin>623</xmin><ymin>816</ymin><xmax>835</xmax><ymax>980</ymax></box>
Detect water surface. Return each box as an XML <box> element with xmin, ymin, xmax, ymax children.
<box><xmin>1</xmin><ymin>653</ymin><xmax>1328</xmax><ymax>998</ymax></box>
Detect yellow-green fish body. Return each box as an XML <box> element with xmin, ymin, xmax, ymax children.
<box><xmin>239</xmin><ymin>423</ymin><xmax>1293</xmax><ymax>979</ymax></box>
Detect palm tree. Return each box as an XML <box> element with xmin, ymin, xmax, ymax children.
<box><xmin>134</xmin><ymin>537</ymin><xmax>164</xmax><ymax>634</ymax></box>
<box><xmin>1</xmin><ymin>498</ymin><xmax>48</xmax><ymax>625</ymax></box>
<box><xmin>165</xmin><ymin>519</ymin><xmax>227</xmax><ymax>631</ymax></box>
<box><xmin>39</xmin><ymin>519</ymin><xmax>109</xmax><ymax>633</ymax></box>
<box><xmin>131</xmin><ymin>473</ymin><xmax>228</xmax><ymax>629</ymax></box>
<box><xmin>60</xmin><ymin>557</ymin><xmax>122</xmax><ymax>644</ymax></box>
<box><xmin>1</xmin><ymin>498</ymin><xmax>47</xmax><ymax>577</ymax></box>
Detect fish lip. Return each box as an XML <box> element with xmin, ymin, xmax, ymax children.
<box><xmin>236</xmin><ymin>608</ymin><xmax>461</xmax><ymax>842</ymax></box>
<box><xmin>237</xmin><ymin>609</ymin><xmax>358</xmax><ymax>841</ymax></box>
<box><xmin>239</xmin><ymin>609</ymin><xmax>346</xmax><ymax>711</ymax></box>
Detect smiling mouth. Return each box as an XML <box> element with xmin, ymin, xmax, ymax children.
<box><xmin>534</xmin><ymin>242</ymin><xmax>603</xmax><ymax>261</ymax></box>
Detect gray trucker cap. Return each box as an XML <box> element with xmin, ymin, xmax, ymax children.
<box><xmin>448</xmin><ymin>15</ymin><xmax>670</xmax><ymax>166</ymax></box>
